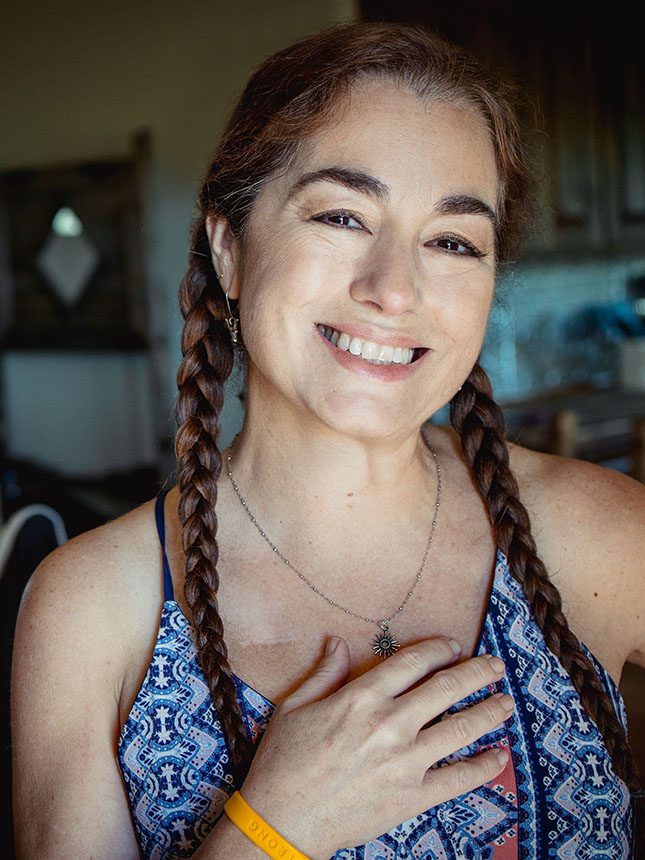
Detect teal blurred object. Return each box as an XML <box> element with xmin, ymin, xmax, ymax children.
<box><xmin>566</xmin><ymin>300</ymin><xmax>645</xmax><ymax>341</ymax></box>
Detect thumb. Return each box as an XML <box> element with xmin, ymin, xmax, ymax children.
<box><xmin>283</xmin><ymin>637</ymin><xmax>350</xmax><ymax>710</ymax></box>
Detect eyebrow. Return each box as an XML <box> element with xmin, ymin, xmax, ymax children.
<box><xmin>287</xmin><ymin>166</ymin><xmax>389</xmax><ymax>201</ymax></box>
<box><xmin>435</xmin><ymin>194</ymin><xmax>498</xmax><ymax>232</ymax></box>
<box><xmin>286</xmin><ymin>166</ymin><xmax>498</xmax><ymax>232</ymax></box>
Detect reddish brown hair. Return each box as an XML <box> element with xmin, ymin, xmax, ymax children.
<box><xmin>174</xmin><ymin>20</ymin><xmax>637</xmax><ymax>791</ymax></box>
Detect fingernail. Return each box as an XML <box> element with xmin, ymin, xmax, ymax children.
<box><xmin>487</xmin><ymin>655</ymin><xmax>505</xmax><ymax>673</ymax></box>
<box><xmin>495</xmin><ymin>749</ymin><xmax>509</xmax><ymax>767</ymax></box>
<box><xmin>325</xmin><ymin>637</ymin><xmax>339</xmax><ymax>655</ymax></box>
<box><xmin>448</xmin><ymin>639</ymin><xmax>462</xmax><ymax>654</ymax></box>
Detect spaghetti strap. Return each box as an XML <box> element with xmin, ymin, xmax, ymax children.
<box><xmin>154</xmin><ymin>488</ymin><xmax>175</xmax><ymax>602</ymax></box>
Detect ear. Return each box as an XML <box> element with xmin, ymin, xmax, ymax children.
<box><xmin>205</xmin><ymin>215</ymin><xmax>242</xmax><ymax>300</ymax></box>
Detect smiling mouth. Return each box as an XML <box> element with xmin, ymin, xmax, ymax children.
<box><xmin>316</xmin><ymin>325</ymin><xmax>428</xmax><ymax>366</ymax></box>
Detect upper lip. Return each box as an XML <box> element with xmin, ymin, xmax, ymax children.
<box><xmin>316</xmin><ymin>322</ymin><xmax>427</xmax><ymax>350</ymax></box>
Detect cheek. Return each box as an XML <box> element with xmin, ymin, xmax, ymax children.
<box><xmin>237</xmin><ymin>249</ymin><xmax>323</xmax><ymax>379</ymax></box>
<box><xmin>431</xmin><ymin>270</ymin><xmax>495</xmax><ymax>342</ymax></box>
<box><xmin>239</xmin><ymin>241</ymin><xmax>339</xmax><ymax>346</ymax></box>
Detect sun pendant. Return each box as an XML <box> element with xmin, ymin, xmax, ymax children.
<box><xmin>371</xmin><ymin>624</ymin><xmax>400</xmax><ymax>658</ymax></box>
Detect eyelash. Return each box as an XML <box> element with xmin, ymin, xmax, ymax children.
<box><xmin>311</xmin><ymin>209</ymin><xmax>486</xmax><ymax>259</ymax></box>
<box><xmin>312</xmin><ymin>209</ymin><xmax>364</xmax><ymax>230</ymax></box>
<box><xmin>433</xmin><ymin>235</ymin><xmax>486</xmax><ymax>259</ymax></box>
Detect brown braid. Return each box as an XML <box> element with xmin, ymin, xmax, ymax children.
<box><xmin>450</xmin><ymin>362</ymin><xmax>640</xmax><ymax>792</ymax></box>
<box><xmin>172</xmin><ymin>21</ymin><xmax>638</xmax><ymax>795</ymax></box>
<box><xmin>174</xmin><ymin>220</ymin><xmax>254</xmax><ymax>782</ymax></box>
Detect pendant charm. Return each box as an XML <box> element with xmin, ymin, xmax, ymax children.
<box><xmin>371</xmin><ymin>622</ymin><xmax>400</xmax><ymax>658</ymax></box>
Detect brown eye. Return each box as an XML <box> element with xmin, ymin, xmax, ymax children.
<box><xmin>439</xmin><ymin>238</ymin><xmax>464</xmax><ymax>253</ymax></box>
<box><xmin>430</xmin><ymin>236</ymin><xmax>485</xmax><ymax>258</ymax></box>
<box><xmin>312</xmin><ymin>210</ymin><xmax>364</xmax><ymax>230</ymax></box>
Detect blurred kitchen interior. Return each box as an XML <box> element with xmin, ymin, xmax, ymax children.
<box><xmin>0</xmin><ymin>0</ymin><xmax>643</xmax><ymax>843</ymax></box>
<box><xmin>2</xmin><ymin>0</ymin><xmax>644</xmax><ymax>526</ymax></box>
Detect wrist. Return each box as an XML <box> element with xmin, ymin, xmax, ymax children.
<box><xmin>232</xmin><ymin>783</ymin><xmax>331</xmax><ymax>860</ymax></box>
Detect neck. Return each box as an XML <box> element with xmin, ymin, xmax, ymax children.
<box><xmin>225</xmin><ymin>396</ymin><xmax>442</xmax><ymax>548</ymax></box>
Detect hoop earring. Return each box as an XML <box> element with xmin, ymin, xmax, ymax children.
<box><xmin>224</xmin><ymin>291</ymin><xmax>239</xmax><ymax>345</ymax></box>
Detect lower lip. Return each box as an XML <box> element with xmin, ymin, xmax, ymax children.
<box><xmin>316</xmin><ymin>329</ymin><xmax>428</xmax><ymax>383</ymax></box>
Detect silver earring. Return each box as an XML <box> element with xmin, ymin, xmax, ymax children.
<box><xmin>224</xmin><ymin>290</ymin><xmax>239</xmax><ymax>345</ymax></box>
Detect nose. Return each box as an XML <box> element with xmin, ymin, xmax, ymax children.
<box><xmin>349</xmin><ymin>236</ymin><xmax>421</xmax><ymax>316</ymax></box>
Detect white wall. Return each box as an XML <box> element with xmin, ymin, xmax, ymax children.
<box><xmin>0</xmin><ymin>0</ymin><xmax>357</xmax><ymax>475</ymax></box>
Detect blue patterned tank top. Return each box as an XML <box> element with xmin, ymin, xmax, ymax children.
<box><xmin>117</xmin><ymin>489</ymin><xmax>634</xmax><ymax>858</ymax></box>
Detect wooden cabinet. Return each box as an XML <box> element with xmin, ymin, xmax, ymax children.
<box><xmin>360</xmin><ymin>2</ymin><xmax>645</xmax><ymax>258</ymax></box>
<box><xmin>523</xmin><ymin>12</ymin><xmax>645</xmax><ymax>257</ymax></box>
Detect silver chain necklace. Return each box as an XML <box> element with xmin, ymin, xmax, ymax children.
<box><xmin>225</xmin><ymin>428</ymin><xmax>442</xmax><ymax>658</ymax></box>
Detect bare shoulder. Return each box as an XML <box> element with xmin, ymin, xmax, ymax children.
<box><xmin>508</xmin><ymin>443</ymin><xmax>645</xmax><ymax>671</ymax></box>
<box><xmin>15</xmin><ymin>494</ymin><xmax>165</xmax><ymax>699</ymax></box>
<box><xmin>507</xmin><ymin>442</ymin><xmax>643</xmax><ymax>561</ymax></box>
<box><xmin>21</xmin><ymin>494</ymin><xmax>161</xmax><ymax>619</ymax></box>
<box><xmin>11</xmin><ymin>495</ymin><xmax>164</xmax><ymax>858</ymax></box>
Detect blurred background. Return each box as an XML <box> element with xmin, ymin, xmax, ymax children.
<box><xmin>0</xmin><ymin>0</ymin><xmax>643</xmax><ymax>850</ymax></box>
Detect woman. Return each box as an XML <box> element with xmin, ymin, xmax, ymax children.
<box><xmin>11</xmin><ymin>20</ymin><xmax>644</xmax><ymax>860</ymax></box>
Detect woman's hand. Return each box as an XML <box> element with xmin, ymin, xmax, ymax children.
<box><xmin>239</xmin><ymin>636</ymin><xmax>512</xmax><ymax>860</ymax></box>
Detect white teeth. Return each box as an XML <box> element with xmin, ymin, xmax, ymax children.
<box><xmin>337</xmin><ymin>332</ymin><xmax>351</xmax><ymax>351</ymax></box>
<box><xmin>319</xmin><ymin>325</ymin><xmax>416</xmax><ymax>366</ymax></box>
<box><xmin>379</xmin><ymin>344</ymin><xmax>394</xmax><ymax>363</ymax></box>
<box><xmin>360</xmin><ymin>340</ymin><xmax>379</xmax><ymax>360</ymax></box>
<box><xmin>348</xmin><ymin>337</ymin><xmax>363</xmax><ymax>355</ymax></box>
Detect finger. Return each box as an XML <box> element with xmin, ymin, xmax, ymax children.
<box><xmin>281</xmin><ymin>637</ymin><xmax>351</xmax><ymax>712</ymax></box>
<box><xmin>421</xmin><ymin>747</ymin><xmax>509</xmax><ymax>807</ymax></box>
<box><xmin>396</xmin><ymin>653</ymin><xmax>506</xmax><ymax>726</ymax></box>
<box><xmin>349</xmin><ymin>637</ymin><xmax>463</xmax><ymax>700</ymax></box>
<box><xmin>415</xmin><ymin>692</ymin><xmax>514</xmax><ymax>762</ymax></box>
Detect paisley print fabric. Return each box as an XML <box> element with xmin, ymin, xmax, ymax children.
<box><xmin>116</xmin><ymin>489</ymin><xmax>633</xmax><ymax>858</ymax></box>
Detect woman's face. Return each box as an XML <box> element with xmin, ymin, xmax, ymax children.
<box><xmin>213</xmin><ymin>78</ymin><xmax>499</xmax><ymax>441</ymax></box>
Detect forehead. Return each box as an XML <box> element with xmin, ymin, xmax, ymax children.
<box><xmin>272</xmin><ymin>78</ymin><xmax>499</xmax><ymax>207</ymax></box>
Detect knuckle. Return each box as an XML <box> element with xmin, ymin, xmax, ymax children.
<box><xmin>433</xmin><ymin>669</ymin><xmax>460</xmax><ymax>700</ymax></box>
<box><xmin>368</xmin><ymin>709</ymin><xmax>401</xmax><ymax>745</ymax></box>
<box><xmin>453</xmin><ymin>761</ymin><xmax>473</xmax><ymax>795</ymax></box>
<box><xmin>474</xmin><ymin>657</ymin><xmax>494</xmax><ymax>684</ymax></box>
<box><xmin>481</xmin><ymin>701</ymin><xmax>501</xmax><ymax>724</ymax></box>
<box><xmin>345</xmin><ymin>686</ymin><xmax>376</xmax><ymax>715</ymax></box>
<box><xmin>479</xmin><ymin>699</ymin><xmax>499</xmax><ymax>725</ymax></box>
<box><xmin>448</xmin><ymin>713</ymin><xmax>471</xmax><ymax>747</ymax></box>
<box><xmin>398</xmin><ymin>646</ymin><xmax>426</xmax><ymax>674</ymax></box>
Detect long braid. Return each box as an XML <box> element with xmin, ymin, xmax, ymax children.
<box><xmin>169</xmin><ymin>25</ymin><xmax>640</xmax><ymax>847</ymax></box>
<box><xmin>174</xmin><ymin>221</ymin><xmax>254</xmax><ymax>783</ymax></box>
<box><xmin>450</xmin><ymin>362</ymin><xmax>639</xmax><ymax>792</ymax></box>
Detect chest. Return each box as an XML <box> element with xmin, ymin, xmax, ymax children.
<box><xmin>171</xmin><ymin>535</ymin><xmax>499</xmax><ymax>706</ymax></box>
<box><xmin>153</xmin><ymin>483</ymin><xmax>624</xmax><ymax>709</ymax></box>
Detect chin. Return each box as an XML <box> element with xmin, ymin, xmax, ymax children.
<box><xmin>313</xmin><ymin>393</ymin><xmax>427</xmax><ymax>443</ymax></box>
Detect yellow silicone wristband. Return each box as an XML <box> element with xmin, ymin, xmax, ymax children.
<box><xmin>223</xmin><ymin>790</ymin><xmax>311</xmax><ymax>860</ymax></box>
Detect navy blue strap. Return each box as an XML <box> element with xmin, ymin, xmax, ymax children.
<box><xmin>154</xmin><ymin>488</ymin><xmax>175</xmax><ymax>601</ymax></box>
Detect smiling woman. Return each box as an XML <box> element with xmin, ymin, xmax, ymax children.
<box><xmin>208</xmin><ymin>88</ymin><xmax>499</xmax><ymax>433</ymax></box>
<box><xmin>11</xmin><ymin>19</ymin><xmax>644</xmax><ymax>860</ymax></box>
